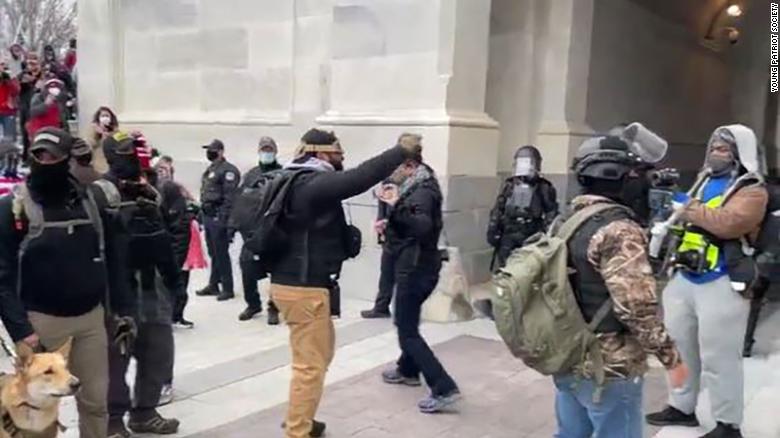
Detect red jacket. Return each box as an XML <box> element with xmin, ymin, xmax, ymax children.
<box><xmin>26</xmin><ymin>103</ymin><xmax>61</xmax><ymax>138</ymax></box>
<box><xmin>0</xmin><ymin>79</ymin><xmax>20</xmax><ymax>116</ymax></box>
<box><xmin>64</xmin><ymin>50</ymin><xmax>77</xmax><ymax>72</ymax></box>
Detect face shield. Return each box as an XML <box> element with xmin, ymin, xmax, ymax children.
<box><xmin>620</xmin><ymin>122</ymin><xmax>668</xmax><ymax>164</ymax></box>
<box><xmin>514</xmin><ymin>146</ymin><xmax>541</xmax><ymax>178</ymax></box>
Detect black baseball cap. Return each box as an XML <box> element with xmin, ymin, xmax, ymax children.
<box><xmin>30</xmin><ymin>127</ymin><xmax>73</xmax><ymax>160</ymax></box>
<box><xmin>202</xmin><ymin>139</ymin><xmax>225</xmax><ymax>152</ymax></box>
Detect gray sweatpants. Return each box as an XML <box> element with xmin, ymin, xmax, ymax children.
<box><xmin>663</xmin><ymin>273</ymin><xmax>750</xmax><ymax>426</ymax></box>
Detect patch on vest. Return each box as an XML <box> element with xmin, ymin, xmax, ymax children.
<box><xmin>225</xmin><ymin>172</ymin><xmax>236</xmax><ymax>182</ymax></box>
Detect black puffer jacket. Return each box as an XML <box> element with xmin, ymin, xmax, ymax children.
<box><xmin>158</xmin><ymin>180</ymin><xmax>197</xmax><ymax>267</ymax></box>
<box><xmin>270</xmin><ymin>146</ymin><xmax>409</xmax><ymax>288</ymax></box>
<box><xmin>384</xmin><ymin>166</ymin><xmax>443</xmax><ymax>275</ymax></box>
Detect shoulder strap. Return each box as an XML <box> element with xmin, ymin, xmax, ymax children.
<box><xmin>556</xmin><ymin>203</ymin><xmax>631</xmax><ymax>242</ymax></box>
<box><xmin>92</xmin><ymin>179</ymin><xmax>121</xmax><ymax>209</ymax></box>
<box><xmin>84</xmin><ymin>186</ymin><xmax>112</xmax><ymax>315</ymax></box>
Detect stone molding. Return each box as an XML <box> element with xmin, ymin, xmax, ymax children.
<box><xmin>316</xmin><ymin>109</ymin><xmax>499</xmax><ymax>129</ymax></box>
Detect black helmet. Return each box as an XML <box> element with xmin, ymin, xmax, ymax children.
<box><xmin>572</xmin><ymin>136</ymin><xmax>647</xmax><ymax>181</ymax></box>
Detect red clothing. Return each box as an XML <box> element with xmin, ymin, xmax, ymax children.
<box><xmin>64</xmin><ymin>50</ymin><xmax>77</xmax><ymax>72</ymax></box>
<box><xmin>26</xmin><ymin>103</ymin><xmax>61</xmax><ymax>138</ymax></box>
<box><xmin>0</xmin><ymin>80</ymin><xmax>20</xmax><ymax>116</ymax></box>
<box><xmin>0</xmin><ymin>174</ymin><xmax>24</xmax><ymax>197</ymax></box>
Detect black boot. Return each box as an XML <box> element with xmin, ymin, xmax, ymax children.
<box><xmin>128</xmin><ymin>410</ymin><xmax>180</xmax><ymax>435</ymax></box>
<box><xmin>268</xmin><ymin>307</ymin><xmax>280</xmax><ymax>326</ymax></box>
<box><xmin>701</xmin><ymin>423</ymin><xmax>742</xmax><ymax>438</ymax></box>
<box><xmin>196</xmin><ymin>285</ymin><xmax>219</xmax><ymax>296</ymax></box>
<box><xmin>217</xmin><ymin>291</ymin><xmax>235</xmax><ymax>301</ymax></box>
<box><xmin>239</xmin><ymin>306</ymin><xmax>262</xmax><ymax>321</ymax></box>
<box><xmin>281</xmin><ymin>419</ymin><xmax>326</xmax><ymax>437</ymax></box>
<box><xmin>646</xmin><ymin>405</ymin><xmax>699</xmax><ymax>427</ymax></box>
<box><xmin>360</xmin><ymin>308</ymin><xmax>391</xmax><ymax>319</ymax></box>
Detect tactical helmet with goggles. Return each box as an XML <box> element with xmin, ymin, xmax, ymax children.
<box><xmin>572</xmin><ymin>136</ymin><xmax>648</xmax><ymax>181</ymax></box>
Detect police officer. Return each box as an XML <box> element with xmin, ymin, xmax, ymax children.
<box><xmin>646</xmin><ymin>125</ymin><xmax>768</xmax><ymax>438</ymax></box>
<box><xmin>271</xmin><ymin>129</ymin><xmax>422</xmax><ymax>438</ymax></box>
<box><xmin>554</xmin><ymin>132</ymin><xmax>687</xmax><ymax>437</ymax></box>
<box><xmin>235</xmin><ymin>137</ymin><xmax>282</xmax><ymax>324</ymax></box>
<box><xmin>197</xmin><ymin>139</ymin><xmax>240</xmax><ymax>301</ymax></box>
<box><xmin>487</xmin><ymin>145</ymin><xmax>558</xmax><ymax>269</ymax></box>
<box><xmin>99</xmin><ymin>132</ymin><xmax>182</xmax><ymax>436</ymax></box>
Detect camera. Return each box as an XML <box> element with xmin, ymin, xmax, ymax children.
<box><xmin>671</xmin><ymin>249</ymin><xmax>708</xmax><ymax>274</ymax></box>
<box><xmin>648</xmin><ymin>168</ymin><xmax>680</xmax><ymax>222</ymax></box>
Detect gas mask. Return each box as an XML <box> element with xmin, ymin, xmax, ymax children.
<box><xmin>514</xmin><ymin>157</ymin><xmax>536</xmax><ymax>178</ymax></box>
<box><xmin>513</xmin><ymin>146</ymin><xmax>541</xmax><ymax>179</ymax></box>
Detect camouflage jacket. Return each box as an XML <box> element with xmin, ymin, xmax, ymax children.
<box><xmin>572</xmin><ymin>195</ymin><xmax>681</xmax><ymax>378</ymax></box>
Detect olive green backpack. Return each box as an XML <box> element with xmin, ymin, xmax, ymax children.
<box><xmin>492</xmin><ymin>203</ymin><xmax>629</xmax><ymax>391</ymax></box>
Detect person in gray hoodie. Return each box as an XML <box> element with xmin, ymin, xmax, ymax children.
<box><xmin>646</xmin><ymin>125</ymin><xmax>768</xmax><ymax>438</ymax></box>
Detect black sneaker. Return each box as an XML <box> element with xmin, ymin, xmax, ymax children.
<box><xmin>361</xmin><ymin>309</ymin><xmax>391</xmax><ymax>319</ymax></box>
<box><xmin>701</xmin><ymin>423</ymin><xmax>742</xmax><ymax>438</ymax></box>
<box><xmin>268</xmin><ymin>309</ymin><xmax>280</xmax><ymax>326</ymax></box>
<box><xmin>217</xmin><ymin>292</ymin><xmax>235</xmax><ymax>301</ymax></box>
<box><xmin>646</xmin><ymin>406</ymin><xmax>699</xmax><ymax>427</ymax></box>
<box><xmin>128</xmin><ymin>411</ymin><xmax>180</xmax><ymax>435</ymax></box>
<box><xmin>281</xmin><ymin>419</ymin><xmax>326</xmax><ymax>437</ymax></box>
<box><xmin>196</xmin><ymin>285</ymin><xmax>219</xmax><ymax>296</ymax></box>
<box><xmin>108</xmin><ymin>419</ymin><xmax>131</xmax><ymax>438</ymax></box>
<box><xmin>239</xmin><ymin>306</ymin><xmax>262</xmax><ymax>321</ymax></box>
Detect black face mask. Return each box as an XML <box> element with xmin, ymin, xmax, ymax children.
<box><xmin>621</xmin><ymin>174</ymin><xmax>651</xmax><ymax>223</ymax></box>
<box><xmin>207</xmin><ymin>151</ymin><xmax>219</xmax><ymax>162</ymax></box>
<box><xmin>110</xmin><ymin>155</ymin><xmax>141</xmax><ymax>180</ymax></box>
<box><xmin>28</xmin><ymin>160</ymin><xmax>70</xmax><ymax>196</ymax></box>
<box><xmin>332</xmin><ymin>161</ymin><xmax>344</xmax><ymax>172</ymax></box>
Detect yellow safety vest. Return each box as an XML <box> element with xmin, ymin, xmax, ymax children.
<box><xmin>676</xmin><ymin>195</ymin><xmax>724</xmax><ymax>271</ymax></box>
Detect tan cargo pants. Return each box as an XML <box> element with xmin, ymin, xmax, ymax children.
<box><xmin>28</xmin><ymin>305</ymin><xmax>109</xmax><ymax>438</ymax></box>
<box><xmin>271</xmin><ymin>284</ymin><xmax>335</xmax><ymax>438</ymax></box>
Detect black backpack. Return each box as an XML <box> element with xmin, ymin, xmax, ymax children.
<box><xmin>756</xmin><ymin>181</ymin><xmax>780</xmax><ymax>287</ymax></box>
<box><xmin>243</xmin><ymin>169</ymin><xmax>310</xmax><ymax>262</ymax></box>
<box><xmin>229</xmin><ymin>171</ymin><xmax>278</xmax><ymax>238</ymax></box>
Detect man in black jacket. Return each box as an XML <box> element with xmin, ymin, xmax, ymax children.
<box><xmin>235</xmin><ymin>136</ymin><xmax>282</xmax><ymax>324</ymax></box>
<box><xmin>0</xmin><ymin>128</ymin><xmax>131</xmax><ymax>438</ymax></box>
<box><xmin>99</xmin><ymin>133</ymin><xmax>182</xmax><ymax>437</ymax></box>
<box><xmin>271</xmin><ymin>129</ymin><xmax>421</xmax><ymax>438</ymax></box>
<box><xmin>377</xmin><ymin>143</ymin><xmax>461</xmax><ymax>413</ymax></box>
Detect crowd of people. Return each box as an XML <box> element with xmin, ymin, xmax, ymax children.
<box><xmin>0</xmin><ymin>41</ymin><xmax>78</xmax><ymax>159</ymax></box>
<box><xmin>0</xmin><ymin>65</ymin><xmax>767</xmax><ymax>438</ymax></box>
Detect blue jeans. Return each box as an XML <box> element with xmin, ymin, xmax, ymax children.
<box><xmin>554</xmin><ymin>374</ymin><xmax>643</xmax><ymax>438</ymax></box>
<box><xmin>0</xmin><ymin>115</ymin><xmax>16</xmax><ymax>141</ymax></box>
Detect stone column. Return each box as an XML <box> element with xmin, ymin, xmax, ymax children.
<box><xmin>316</xmin><ymin>0</ymin><xmax>499</xmax><ymax>314</ymax></box>
<box><xmin>534</xmin><ymin>0</ymin><xmax>596</xmax><ymax>200</ymax></box>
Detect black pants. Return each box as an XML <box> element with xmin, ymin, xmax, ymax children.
<box><xmin>372</xmin><ymin>248</ymin><xmax>396</xmax><ymax>313</ymax></box>
<box><xmin>239</xmin><ymin>253</ymin><xmax>277</xmax><ymax>312</ymax></box>
<box><xmin>204</xmin><ymin>216</ymin><xmax>234</xmax><ymax>294</ymax></box>
<box><xmin>394</xmin><ymin>270</ymin><xmax>457</xmax><ymax>396</ymax></box>
<box><xmin>172</xmin><ymin>270</ymin><xmax>190</xmax><ymax>321</ymax></box>
<box><xmin>108</xmin><ymin>323</ymin><xmax>174</xmax><ymax>420</ymax></box>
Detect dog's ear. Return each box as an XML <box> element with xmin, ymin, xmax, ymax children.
<box><xmin>14</xmin><ymin>342</ymin><xmax>34</xmax><ymax>370</ymax></box>
<box><xmin>54</xmin><ymin>338</ymin><xmax>73</xmax><ymax>361</ymax></box>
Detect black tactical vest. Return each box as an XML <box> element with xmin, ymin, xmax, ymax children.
<box><xmin>567</xmin><ymin>207</ymin><xmax>634</xmax><ymax>334</ymax></box>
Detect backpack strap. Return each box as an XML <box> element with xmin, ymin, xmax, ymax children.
<box><xmin>556</xmin><ymin>202</ymin><xmax>632</xmax><ymax>242</ymax></box>
<box><xmin>92</xmin><ymin>179</ymin><xmax>122</xmax><ymax>210</ymax></box>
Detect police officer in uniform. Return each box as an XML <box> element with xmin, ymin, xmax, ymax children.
<box><xmin>487</xmin><ymin>145</ymin><xmax>558</xmax><ymax>269</ymax></box>
<box><xmin>235</xmin><ymin>137</ymin><xmax>282</xmax><ymax>324</ymax></box>
<box><xmin>197</xmin><ymin>140</ymin><xmax>240</xmax><ymax>301</ymax></box>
